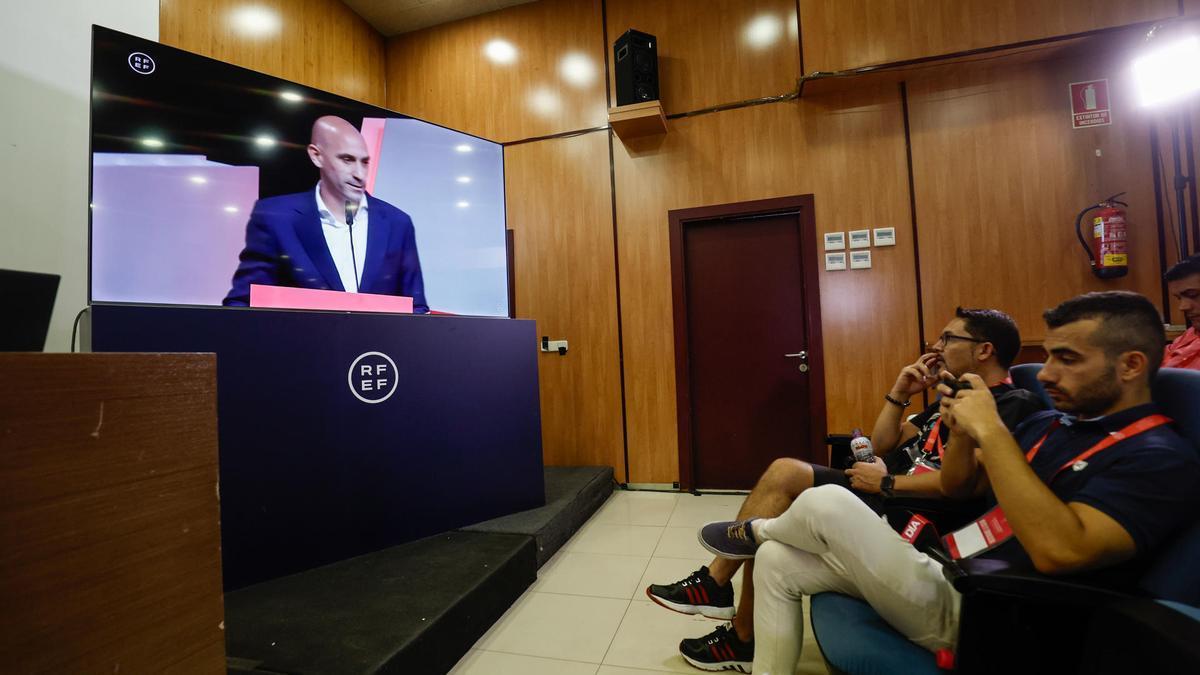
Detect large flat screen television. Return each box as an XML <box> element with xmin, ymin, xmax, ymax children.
<box><xmin>89</xmin><ymin>26</ymin><xmax>508</xmax><ymax>316</ymax></box>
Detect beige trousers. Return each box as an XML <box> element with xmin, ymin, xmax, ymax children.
<box><xmin>751</xmin><ymin>484</ymin><xmax>962</xmax><ymax>674</ymax></box>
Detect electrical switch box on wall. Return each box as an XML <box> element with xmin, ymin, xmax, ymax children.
<box><xmin>541</xmin><ymin>336</ymin><xmax>568</xmax><ymax>355</ymax></box>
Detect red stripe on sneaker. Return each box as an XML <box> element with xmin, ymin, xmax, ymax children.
<box><xmin>697</xmin><ymin>585</ymin><xmax>710</xmax><ymax>604</ymax></box>
<box><xmin>710</xmin><ymin>645</ymin><xmax>721</xmax><ymax>661</ymax></box>
<box><xmin>683</xmin><ymin>585</ymin><xmax>697</xmax><ymax>605</ymax></box>
<box><xmin>726</xmin><ymin>643</ymin><xmax>738</xmax><ymax>661</ymax></box>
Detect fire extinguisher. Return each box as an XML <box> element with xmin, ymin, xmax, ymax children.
<box><xmin>1074</xmin><ymin>192</ymin><xmax>1129</xmax><ymax>279</ymax></box>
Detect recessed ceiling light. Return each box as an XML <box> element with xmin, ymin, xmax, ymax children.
<box><xmin>455</xmin><ymin>144</ymin><xmax>473</xmax><ymax>153</ymax></box>
<box><xmin>456</xmin><ymin>176</ymin><xmax>472</xmax><ymax>184</ymax></box>
<box><xmin>456</xmin><ymin>201</ymin><xmax>470</xmax><ymax>208</ymax></box>
<box><xmin>280</xmin><ymin>91</ymin><xmax>303</xmax><ymax>102</ymax></box>
<box><xmin>189</xmin><ymin>175</ymin><xmax>208</xmax><ymax>184</ymax></box>
<box><xmin>224</xmin><ymin>205</ymin><xmax>239</xmax><ymax>213</ymax></box>
<box><xmin>141</xmin><ymin>138</ymin><xmax>164</xmax><ymax>148</ymax></box>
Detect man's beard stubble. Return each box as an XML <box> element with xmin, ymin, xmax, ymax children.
<box><xmin>1053</xmin><ymin>363</ymin><xmax>1123</xmax><ymax>418</ymax></box>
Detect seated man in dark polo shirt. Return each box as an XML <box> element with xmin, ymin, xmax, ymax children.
<box><xmin>644</xmin><ymin>308</ymin><xmax>1045</xmax><ymax>673</ymax></box>
<box><xmin>700</xmin><ymin>291</ymin><xmax>1200</xmax><ymax>674</ymax></box>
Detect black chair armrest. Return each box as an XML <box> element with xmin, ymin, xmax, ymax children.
<box><xmin>826</xmin><ymin>434</ymin><xmax>853</xmax><ymax>469</ymax></box>
<box><xmin>1080</xmin><ymin>596</ymin><xmax>1200</xmax><ymax>674</ymax></box>
<box><xmin>949</xmin><ymin>559</ymin><xmax>1129</xmax><ymax>606</ymax></box>
<box><xmin>949</xmin><ymin>559</ymin><xmax>1143</xmax><ymax>674</ymax></box>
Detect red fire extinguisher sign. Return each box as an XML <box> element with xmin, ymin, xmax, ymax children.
<box><xmin>1070</xmin><ymin>79</ymin><xmax>1112</xmax><ymax>129</ymax></box>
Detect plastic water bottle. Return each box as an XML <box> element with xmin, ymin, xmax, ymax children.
<box><xmin>850</xmin><ymin>428</ymin><xmax>875</xmax><ymax>464</ymax></box>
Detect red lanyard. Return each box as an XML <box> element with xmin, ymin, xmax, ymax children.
<box><xmin>1025</xmin><ymin>414</ymin><xmax>1173</xmax><ymax>482</ymax></box>
<box><xmin>923</xmin><ymin>418</ymin><xmax>944</xmax><ymax>459</ymax></box>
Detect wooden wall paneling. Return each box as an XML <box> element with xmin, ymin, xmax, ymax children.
<box><xmin>1015</xmin><ymin>343</ymin><xmax>1049</xmax><ymax>365</ymax></box>
<box><xmin>799</xmin><ymin>0</ymin><xmax>1179</xmax><ymax>75</ymax></box>
<box><xmin>613</xmin><ymin>86</ymin><xmax>917</xmax><ymax>483</ymax></box>
<box><xmin>160</xmin><ymin>0</ymin><xmax>387</xmax><ymax>106</ymax></box>
<box><xmin>504</xmin><ymin>131</ymin><xmax>626</xmax><ymax>479</ymax></box>
<box><xmin>1</xmin><ymin>353</ymin><xmax>223</xmax><ymax>672</ymax></box>
<box><xmin>605</xmin><ymin>0</ymin><xmax>800</xmax><ymax>116</ymax></box>
<box><xmin>386</xmin><ymin>0</ymin><xmax>608</xmax><ymax>143</ymax></box>
<box><xmin>908</xmin><ymin>51</ymin><xmax>1163</xmax><ymax>346</ymax></box>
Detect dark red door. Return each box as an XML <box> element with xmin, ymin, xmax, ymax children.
<box><xmin>675</xmin><ymin>203</ymin><xmax>823</xmax><ymax>490</ymax></box>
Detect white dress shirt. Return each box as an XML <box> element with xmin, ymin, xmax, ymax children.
<box><xmin>314</xmin><ymin>184</ymin><xmax>369</xmax><ymax>293</ymax></box>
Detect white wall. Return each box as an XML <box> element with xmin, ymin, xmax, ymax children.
<box><xmin>0</xmin><ymin>1</ymin><xmax>158</xmax><ymax>351</ymax></box>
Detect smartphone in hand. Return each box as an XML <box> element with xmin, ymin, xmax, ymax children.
<box><xmin>942</xmin><ymin>377</ymin><xmax>972</xmax><ymax>397</ymax></box>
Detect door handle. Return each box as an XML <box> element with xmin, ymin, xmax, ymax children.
<box><xmin>785</xmin><ymin>351</ymin><xmax>809</xmax><ymax>373</ymax></box>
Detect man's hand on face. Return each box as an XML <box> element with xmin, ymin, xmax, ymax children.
<box><xmin>846</xmin><ymin>456</ymin><xmax>888</xmax><ymax>494</ymax></box>
<box><xmin>937</xmin><ymin>373</ymin><xmax>1004</xmax><ymax>443</ymax></box>
<box><xmin>891</xmin><ymin>353</ymin><xmax>942</xmax><ymax>399</ymax></box>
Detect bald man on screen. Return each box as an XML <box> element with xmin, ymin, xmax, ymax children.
<box><xmin>223</xmin><ymin>115</ymin><xmax>428</xmax><ymax>312</ymax></box>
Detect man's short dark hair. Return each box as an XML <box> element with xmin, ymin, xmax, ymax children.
<box><xmin>956</xmin><ymin>307</ymin><xmax>1021</xmax><ymax>368</ymax></box>
<box><xmin>1042</xmin><ymin>292</ymin><xmax>1165</xmax><ymax>379</ymax></box>
<box><xmin>1165</xmin><ymin>254</ymin><xmax>1200</xmax><ymax>282</ymax></box>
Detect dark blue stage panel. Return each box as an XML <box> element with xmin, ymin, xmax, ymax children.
<box><xmin>88</xmin><ymin>305</ymin><xmax>544</xmax><ymax>590</ymax></box>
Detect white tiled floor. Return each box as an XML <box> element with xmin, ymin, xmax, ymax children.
<box><xmin>448</xmin><ymin>490</ymin><xmax>830</xmax><ymax>675</ymax></box>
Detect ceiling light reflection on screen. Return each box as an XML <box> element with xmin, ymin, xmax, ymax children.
<box><xmin>224</xmin><ymin>205</ymin><xmax>239</xmax><ymax>213</ymax></box>
<box><xmin>484</xmin><ymin>39</ymin><xmax>518</xmax><ymax>64</ymax></box>
<box><xmin>744</xmin><ymin>14</ymin><xmax>783</xmax><ymax>48</ymax></box>
<box><xmin>255</xmin><ymin>135</ymin><xmax>276</xmax><ymax>147</ymax></box>
<box><xmin>456</xmin><ymin>201</ymin><xmax>470</xmax><ymax>209</ymax></box>
<box><xmin>141</xmin><ymin>138</ymin><xmax>164</xmax><ymax>148</ymax></box>
<box><xmin>455</xmin><ymin>144</ymin><xmax>473</xmax><ymax>153</ymax></box>
<box><xmin>189</xmin><ymin>175</ymin><xmax>208</xmax><ymax>184</ymax></box>
<box><xmin>560</xmin><ymin>53</ymin><xmax>597</xmax><ymax>87</ymax></box>
<box><xmin>456</xmin><ymin>176</ymin><xmax>472</xmax><ymax>184</ymax></box>
<box><xmin>280</xmin><ymin>91</ymin><xmax>303</xmax><ymax>102</ymax></box>
<box><xmin>230</xmin><ymin>6</ymin><xmax>281</xmax><ymax>38</ymax></box>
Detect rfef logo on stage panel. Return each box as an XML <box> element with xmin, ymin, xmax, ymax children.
<box><xmin>128</xmin><ymin>52</ymin><xmax>155</xmax><ymax>74</ymax></box>
<box><xmin>348</xmin><ymin>351</ymin><xmax>398</xmax><ymax>404</ymax></box>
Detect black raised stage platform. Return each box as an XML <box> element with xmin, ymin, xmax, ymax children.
<box><xmin>225</xmin><ymin>466</ymin><xmax>614</xmax><ymax>675</ymax></box>
<box><xmin>88</xmin><ymin>304</ymin><xmax>546</xmax><ymax>590</ymax></box>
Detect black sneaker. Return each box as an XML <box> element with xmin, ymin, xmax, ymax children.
<box><xmin>679</xmin><ymin>622</ymin><xmax>753</xmax><ymax>673</ymax></box>
<box><xmin>645</xmin><ymin>566</ymin><xmax>734</xmax><ymax>620</ymax></box>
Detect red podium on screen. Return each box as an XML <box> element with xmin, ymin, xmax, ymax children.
<box><xmin>250</xmin><ymin>284</ymin><xmax>413</xmax><ymax>314</ymax></box>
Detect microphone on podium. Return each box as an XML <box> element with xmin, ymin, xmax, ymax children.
<box><xmin>345</xmin><ymin>200</ymin><xmax>360</xmax><ymax>291</ymax></box>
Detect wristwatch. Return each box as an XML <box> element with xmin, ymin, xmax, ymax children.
<box><xmin>880</xmin><ymin>474</ymin><xmax>896</xmax><ymax>498</ymax></box>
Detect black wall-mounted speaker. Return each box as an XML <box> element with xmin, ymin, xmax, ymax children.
<box><xmin>613</xmin><ymin>29</ymin><xmax>659</xmax><ymax>106</ymax></box>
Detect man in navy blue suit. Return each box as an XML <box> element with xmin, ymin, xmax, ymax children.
<box><xmin>223</xmin><ymin>115</ymin><xmax>428</xmax><ymax>313</ymax></box>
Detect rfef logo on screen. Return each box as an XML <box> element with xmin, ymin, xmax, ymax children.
<box><xmin>348</xmin><ymin>351</ymin><xmax>398</xmax><ymax>404</ymax></box>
